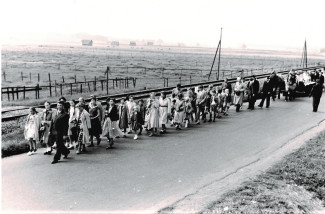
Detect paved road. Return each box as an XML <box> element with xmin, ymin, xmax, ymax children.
<box><xmin>2</xmin><ymin>95</ymin><xmax>325</xmax><ymax>213</ymax></box>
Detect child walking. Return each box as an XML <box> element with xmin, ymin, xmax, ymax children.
<box><xmin>184</xmin><ymin>97</ymin><xmax>193</xmax><ymax>128</ymax></box>
<box><xmin>130</xmin><ymin>104</ymin><xmax>144</xmax><ymax>140</ymax></box>
<box><xmin>174</xmin><ymin>93</ymin><xmax>184</xmax><ymax>130</ymax></box>
<box><xmin>24</xmin><ymin>107</ymin><xmax>40</xmax><ymax>156</ymax></box>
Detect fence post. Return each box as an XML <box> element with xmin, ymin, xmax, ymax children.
<box><xmin>115</xmin><ymin>77</ymin><xmax>118</xmax><ymax>87</ymax></box>
<box><xmin>16</xmin><ymin>87</ymin><xmax>19</xmax><ymax>99</ymax></box>
<box><xmin>80</xmin><ymin>84</ymin><xmax>83</xmax><ymax>93</ymax></box>
<box><xmin>37</xmin><ymin>84</ymin><xmax>40</xmax><ymax>99</ymax></box>
<box><xmin>179</xmin><ymin>77</ymin><xmax>181</xmax><ymax>84</ymax></box>
<box><xmin>94</xmin><ymin>76</ymin><xmax>97</xmax><ymax>91</ymax></box>
<box><xmin>88</xmin><ymin>82</ymin><xmax>90</xmax><ymax>92</ymax></box>
<box><xmin>62</xmin><ymin>76</ymin><xmax>65</xmax><ymax>83</ymax></box>
<box><xmin>3</xmin><ymin>71</ymin><xmax>6</xmax><ymax>81</ymax></box>
<box><xmin>101</xmin><ymin>80</ymin><xmax>104</xmax><ymax>91</ymax></box>
<box><xmin>190</xmin><ymin>75</ymin><xmax>192</xmax><ymax>84</ymax></box>
<box><xmin>70</xmin><ymin>83</ymin><xmax>73</xmax><ymax>95</ymax></box>
<box><xmin>23</xmin><ymin>86</ymin><xmax>26</xmax><ymax>99</ymax></box>
<box><xmin>112</xmin><ymin>79</ymin><xmax>115</xmax><ymax>89</ymax></box>
<box><xmin>29</xmin><ymin>72</ymin><xmax>31</xmax><ymax>81</ymax></box>
<box><xmin>201</xmin><ymin>70</ymin><xmax>203</xmax><ymax>82</ymax></box>
<box><xmin>7</xmin><ymin>88</ymin><xmax>10</xmax><ymax>101</ymax></box>
<box><xmin>21</xmin><ymin>72</ymin><xmax>23</xmax><ymax>81</ymax></box>
<box><xmin>84</xmin><ymin>76</ymin><xmax>87</xmax><ymax>83</ymax></box>
<box><xmin>55</xmin><ymin>80</ymin><xmax>57</xmax><ymax>96</ymax></box>
<box><xmin>133</xmin><ymin>78</ymin><xmax>136</xmax><ymax>88</ymax></box>
<box><xmin>35</xmin><ymin>85</ymin><xmax>37</xmax><ymax>99</ymax></box>
<box><xmin>75</xmin><ymin>75</ymin><xmax>77</xmax><ymax>83</ymax></box>
<box><xmin>48</xmin><ymin>73</ymin><xmax>51</xmax><ymax>83</ymax></box>
<box><xmin>11</xmin><ymin>87</ymin><xmax>15</xmax><ymax>100</ymax></box>
<box><xmin>106</xmin><ymin>66</ymin><xmax>109</xmax><ymax>94</ymax></box>
<box><xmin>164</xmin><ymin>78</ymin><xmax>165</xmax><ymax>87</ymax></box>
<box><xmin>38</xmin><ymin>73</ymin><xmax>40</xmax><ymax>82</ymax></box>
<box><xmin>49</xmin><ymin>82</ymin><xmax>52</xmax><ymax>97</ymax></box>
<box><xmin>60</xmin><ymin>84</ymin><xmax>63</xmax><ymax>95</ymax></box>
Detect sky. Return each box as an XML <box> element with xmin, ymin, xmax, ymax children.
<box><xmin>1</xmin><ymin>0</ymin><xmax>325</xmax><ymax>51</ymax></box>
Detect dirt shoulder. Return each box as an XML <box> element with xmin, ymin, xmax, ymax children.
<box><xmin>159</xmin><ymin>120</ymin><xmax>325</xmax><ymax>213</ymax></box>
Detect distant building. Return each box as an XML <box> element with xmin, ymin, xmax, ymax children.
<box><xmin>147</xmin><ymin>42</ymin><xmax>154</xmax><ymax>46</ymax></box>
<box><xmin>111</xmin><ymin>41</ymin><xmax>119</xmax><ymax>46</ymax></box>
<box><xmin>130</xmin><ymin>41</ymin><xmax>136</xmax><ymax>46</ymax></box>
<box><xmin>82</xmin><ymin>40</ymin><xmax>93</xmax><ymax>46</ymax></box>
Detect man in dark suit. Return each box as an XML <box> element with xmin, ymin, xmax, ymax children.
<box><xmin>258</xmin><ymin>77</ymin><xmax>272</xmax><ymax>108</ymax></box>
<box><xmin>309</xmin><ymin>79</ymin><xmax>323</xmax><ymax>112</ymax></box>
<box><xmin>52</xmin><ymin>101</ymin><xmax>70</xmax><ymax>164</ymax></box>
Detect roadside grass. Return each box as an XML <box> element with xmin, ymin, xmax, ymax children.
<box><xmin>203</xmin><ymin>130</ymin><xmax>325</xmax><ymax>213</ymax></box>
<box><xmin>1</xmin><ymin>128</ymin><xmax>30</xmax><ymax>158</ymax></box>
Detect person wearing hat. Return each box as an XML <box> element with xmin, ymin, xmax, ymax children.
<box><xmin>309</xmin><ymin>79</ymin><xmax>323</xmax><ymax>112</ymax></box>
<box><xmin>75</xmin><ymin>102</ymin><xmax>91</xmax><ymax>154</ymax></box>
<box><xmin>24</xmin><ymin>107</ymin><xmax>41</xmax><ymax>156</ymax></box>
<box><xmin>258</xmin><ymin>77</ymin><xmax>272</xmax><ymax>108</ymax></box>
<box><xmin>78</xmin><ymin>97</ymin><xmax>89</xmax><ymax>112</ymax></box>
<box><xmin>233</xmin><ymin>77</ymin><xmax>246</xmax><ymax>112</ymax></box>
<box><xmin>195</xmin><ymin>85</ymin><xmax>207</xmax><ymax>124</ymax></box>
<box><xmin>51</xmin><ymin>101</ymin><xmax>70</xmax><ymax>164</ymax></box>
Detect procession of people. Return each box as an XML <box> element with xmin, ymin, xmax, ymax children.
<box><xmin>24</xmin><ymin>69</ymin><xmax>324</xmax><ymax>164</ymax></box>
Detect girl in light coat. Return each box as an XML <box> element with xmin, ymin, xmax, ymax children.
<box><xmin>146</xmin><ymin>92</ymin><xmax>160</xmax><ymax>137</ymax></box>
<box><xmin>24</xmin><ymin>107</ymin><xmax>40</xmax><ymax>156</ymax></box>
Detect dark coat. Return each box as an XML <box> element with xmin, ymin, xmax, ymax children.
<box><xmin>261</xmin><ymin>81</ymin><xmax>272</xmax><ymax>94</ymax></box>
<box><xmin>53</xmin><ymin>111</ymin><xmax>69</xmax><ymax>136</ymax></box>
<box><xmin>106</xmin><ymin>105</ymin><xmax>119</xmax><ymax>121</ymax></box>
<box><xmin>309</xmin><ymin>83</ymin><xmax>323</xmax><ymax>98</ymax></box>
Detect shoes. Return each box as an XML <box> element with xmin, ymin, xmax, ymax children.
<box><xmin>134</xmin><ymin>135</ymin><xmax>138</xmax><ymax>140</ymax></box>
<box><xmin>196</xmin><ymin>121</ymin><xmax>200</xmax><ymax>125</ymax></box>
<box><xmin>138</xmin><ymin>132</ymin><xmax>142</xmax><ymax>135</ymax></box>
<box><xmin>97</xmin><ymin>138</ymin><xmax>101</xmax><ymax>145</ymax></box>
<box><xmin>203</xmin><ymin>119</ymin><xmax>207</xmax><ymax>123</ymax></box>
<box><xmin>87</xmin><ymin>144</ymin><xmax>94</xmax><ymax>147</ymax></box>
<box><xmin>213</xmin><ymin>120</ymin><xmax>216</xmax><ymax>122</ymax></box>
<box><xmin>76</xmin><ymin>150</ymin><xmax>80</xmax><ymax>154</ymax></box>
<box><xmin>63</xmin><ymin>150</ymin><xmax>70</xmax><ymax>159</ymax></box>
<box><xmin>208</xmin><ymin>119</ymin><xmax>212</xmax><ymax>122</ymax></box>
<box><xmin>148</xmin><ymin>132</ymin><xmax>153</xmax><ymax>137</ymax></box>
<box><xmin>51</xmin><ymin>159</ymin><xmax>59</xmax><ymax>164</ymax></box>
<box><xmin>266</xmin><ymin>106</ymin><xmax>269</xmax><ymax>108</ymax></box>
<box><xmin>27</xmin><ymin>151</ymin><xmax>33</xmax><ymax>156</ymax></box>
<box><xmin>258</xmin><ymin>105</ymin><xmax>262</xmax><ymax>108</ymax></box>
<box><xmin>116</xmin><ymin>136</ymin><xmax>120</xmax><ymax>138</ymax></box>
<box><xmin>127</xmin><ymin>131</ymin><xmax>132</xmax><ymax>134</ymax></box>
<box><xmin>123</xmin><ymin>135</ymin><xmax>127</xmax><ymax>138</ymax></box>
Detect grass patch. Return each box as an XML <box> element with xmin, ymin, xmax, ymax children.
<box><xmin>1</xmin><ymin>128</ymin><xmax>30</xmax><ymax>158</ymax></box>
<box><xmin>204</xmin><ymin>130</ymin><xmax>325</xmax><ymax>213</ymax></box>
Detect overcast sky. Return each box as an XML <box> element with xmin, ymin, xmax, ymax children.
<box><xmin>2</xmin><ymin>0</ymin><xmax>325</xmax><ymax>50</ymax></box>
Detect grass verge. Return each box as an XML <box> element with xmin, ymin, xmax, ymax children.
<box><xmin>203</xmin><ymin>130</ymin><xmax>325</xmax><ymax>214</ymax></box>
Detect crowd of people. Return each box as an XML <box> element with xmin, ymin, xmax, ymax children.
<box><xmin>24</xmin><ymin>70</ymin><xmax>324</xmax><ymax>164</ymax></box>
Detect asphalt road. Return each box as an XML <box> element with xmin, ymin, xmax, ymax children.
<box><xmin>2</xmin><ymin>95</ymin><xmax>325</xmax><ymax>213</ymax></box>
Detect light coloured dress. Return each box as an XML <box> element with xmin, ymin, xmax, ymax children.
<box><xmin>174</xmin><ymin>99</ymin><xmax>184</xmax><ymax>124</ymax></box>
<box><xmin>159</xmin><ymin>97</ymin><xmax>171</xmax><ymax>126</ymax></box>
<box><xmin>146</xmin><ymin>98</ymin><xmax>159</xmax><ymax>129</ymax></box>
<box><xmin>233</xmin><ymin>82</ymin><xmax>245</xmax><ymax>106</ymax></box>
<box><xmin>24</xmin><ymin>114</ymin><xmax>40</xmax><ymax>141</ymax></box>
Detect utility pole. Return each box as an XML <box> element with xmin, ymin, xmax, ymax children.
<box><xmin>208</xmin><ymin>27</ymin><xmax>223</xmax><ymax>81</ymax></box>
<box><xmin>217</xmin><ymin>27</ymin><xmax>222</xmax><ymax>80</ymax></box>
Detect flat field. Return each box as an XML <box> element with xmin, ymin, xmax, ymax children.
<box><xmin>1</xmin><ymin>44</ymin><xmax>325</xmax><ymax>105</ymax></box>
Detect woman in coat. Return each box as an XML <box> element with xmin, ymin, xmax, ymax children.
<box><xmin>173</xmin><ymin>93</ymin><xmax>185</xmax><ymax>130</ymax></box>
<box><xmin>146</xmin><ymin>92</ymin><xmax>160</xmax><ymax>137</ymax></box>
<box><xmin>118</xmin><ymin>97</ymin><xmax>129</xmax><ymax>137</ymax></box>
<box><xmin>40</xmin><ymin>101</ymin><xmax>56</xmax><ymax>155</ymax></box>
<box><xmin>233</xmin><ymin>77</ymin><xmax>246</xmax><ymax>112</ymax></box>
<box><xmin>75</xmin><ymin>103</ymin><xmax>91</xmax><ymax>154</ymax></box>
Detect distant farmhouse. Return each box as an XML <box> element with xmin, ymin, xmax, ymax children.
<box><xmin>111</xmin><ymin>41</ymin><xmax>119</xmax><ymax>46</ymax></box>
<box><xmin>129</xmin><ymin>41</ymin><xmax>136</xmax><ymax>46</ymax></box>
<box><xmin>147</xmin><ymin>42</ymin><xmax>154</xmax><ymax>46</ymax></box>
<box><xmin>82</xmin><ymin>40</ymin><xmax>93</xmax><ymax>46</ymax></box>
